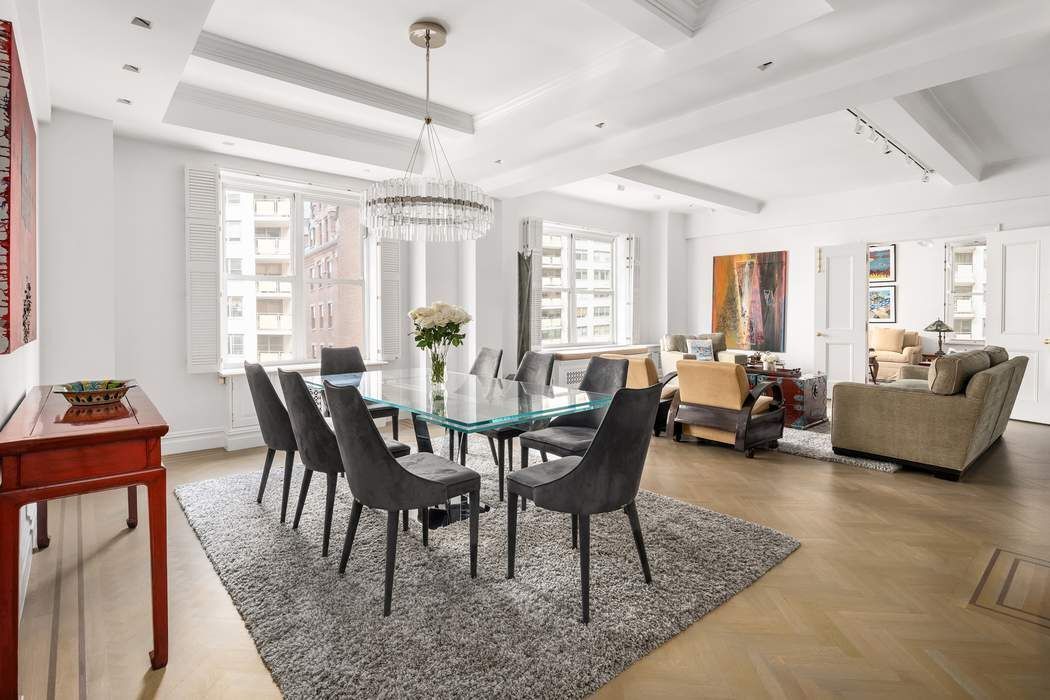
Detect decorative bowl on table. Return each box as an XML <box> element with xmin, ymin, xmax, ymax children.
<box><xmin>55</xmin><ymin>379</ymin><xmax>136</xmax><ymax>406</ymax></box>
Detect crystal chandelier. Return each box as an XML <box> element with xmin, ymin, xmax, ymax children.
<box><xmin>364</xmin><ymin>21</ymin><xmax>493</xmax><ymax>243</ymax></box>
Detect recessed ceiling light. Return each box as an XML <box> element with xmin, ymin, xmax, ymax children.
<box><xmin>616</xmin><ymin>183</ymin><xmax>626</xmax><ymax>192</ymax></box>
<box><xmin>688</xmin><ymin>203</ymin><xmax>695</xmax><ymax>208</ymax></box>
<box><xmin>122</xmin><ymin>64</ymin><xmax>140</xmax><ymax>74</ymax></box>
<box><xmin>116</xmin><ymin>98</ymin><xmax>132</xmax><ymax>105</ymax></box>
<box><xmin>594</xmin><ymin>122</ymin><xmax>606</xmax><ymax>129</ymax></box>
<box><xmin>757</xmin><ymin>60</ymin><xmax>774</xmax><ymax>71</ymax></box>
<box><xmin>221</xmin><ymin>140</ymin><xmax>235</xmax><ymax>146</ymax></box>
<box><xmin>131</xmin><ymin>17</ymin><xmax>152</xmax><ymax>30</ymax></box>
<box><xmin>653</xmin><ymin>194</ymin><xmax>662</xmax><ymax>201</ymax></box>
<box><xmin>493</xmin><ymin>159</ymin><xmax>503</xmax><ymax>165</ymax></box>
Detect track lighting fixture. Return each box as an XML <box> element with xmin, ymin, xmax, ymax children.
<box><xmin>846</xmin><ymin>108</ymin><xmax>934</xmax><ymax>183</ymax></box>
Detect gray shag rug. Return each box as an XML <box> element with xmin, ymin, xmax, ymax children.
<box><xmin>777</xmin><ymin>422</ymin><xmax>901</xmax><ymax>473</ymax></box>
<box><xmin>175</xmin><ymin>435</ymin><xmax>799</xmax><ymax>699</ymax></box>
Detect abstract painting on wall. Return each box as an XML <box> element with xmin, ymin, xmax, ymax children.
<box><xmin>0</xmin><ymin>20</ymin><xmax>36</xmax><ymax>355</ymax></box>
<box><xmin>868</xmin><ymin>285</ymin><xmax>897</xmax><ymax>323</ymax></box>
<box><xmin>712</xmin><ymin>250</ymin><xmax>788</xmax><ymax>352</ymax></box>
<box><xmin>868</xmin><ymin>244</ymin><xmax>896</xmax><ymax>283</ymax></box>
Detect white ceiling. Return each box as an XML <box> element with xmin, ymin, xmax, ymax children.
<box><xmin>29</xmin><ymin>0</ymin><xmax>1050</xmax><ymax>213</ymax></box>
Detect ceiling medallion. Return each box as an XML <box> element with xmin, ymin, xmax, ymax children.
<box><xmin>364</xmin><ymin>21</ymin><xmax>493</xmax><ymax>243</ymax></box>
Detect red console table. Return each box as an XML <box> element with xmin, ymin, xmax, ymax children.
<box><xmin>0</xmin><ymin>385</ymin><xmax>169</xmax><ymax>698</ymax></box>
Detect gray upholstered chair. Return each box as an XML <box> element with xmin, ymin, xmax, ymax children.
<box><xmin>279</xmin><ymin>370</ymin><xmax>410</xmax><ymax>557</ymax></box>
<box><xmin>446</xmin><ymin>347</ymin><xmax>505</xmax><ymax>462</ymax></box>
<box><xmin>507</xmin><ymin>383</ymin><xmax>662</xmax><ymax>623</ymax></box>
<box><xmin>320</xmin><ymin>346</ymin><xmax>400</xmax><ymax>441</ymax></box>
<box><xmin>479</xmin><ymin>351</ymin><xmax>555</xmax><ymax>501</ymax></box>
<box><xmin>244</xmin><ymin>362</ymin><xmax>298</xmax><ymax>523</ymax></box>
<box><xmin>518</xmin><ymin>356</ymin><xmax>628</xmax><ymax>464</ymax></box>
<box><xmin>325</xmin><ymin>381</ymin><xmax>481</xmax><ymax>616</ymax></box>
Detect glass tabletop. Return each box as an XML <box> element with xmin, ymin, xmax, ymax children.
<box><xmin>304</xmin><ymin>367</ymin><xmax>611</xmax><ymax>433</ymax></box>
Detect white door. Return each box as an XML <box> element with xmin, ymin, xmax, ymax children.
<box><xmin>986</xmin><ymin>227</ymin><xmax>1050</xmax><ymax>424</ymax></box>
<box><xmin>814</xmin><ymin>243</ymin><xmax>868</xmax><ymax>387</ymax></box>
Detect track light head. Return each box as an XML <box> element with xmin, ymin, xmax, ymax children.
<box><xmin>882</xmin><ymin>138</ymin><xmax>893</xmax><ymax>155</ymax></box>
<box><xmin>853</xmin><ymin>116</ymin><xmax>864</xmax><ymax>135</ymax></box>
<box><xmin>921</xmin><ymin>170</ymin><xmax>931</xmax><ymax>183</ymax></box>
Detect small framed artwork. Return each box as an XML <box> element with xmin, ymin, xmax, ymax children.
<box><xmin>868</xmin><ymin>244</ymin><xmax>896</xmax><ymax>283</ymax></box>
<box><xmin>868</xmin><ymin>285</ymin><xmax>897</xmax><ymax>323</ymax></box>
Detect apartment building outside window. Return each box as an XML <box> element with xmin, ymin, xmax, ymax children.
<box><xmin>540</xmin><ymin>223</ymin><xmax>620</xmax><ymax>347</ymax></box>
<box><xmin>946</xmin><ymin>241</ymin><xmax>987</xmax><ymax>342</ymax></box>
<box><xmin>220</xmin><ymin>185</ymin><xmax>368</xmax><ymax>367</ymax></box>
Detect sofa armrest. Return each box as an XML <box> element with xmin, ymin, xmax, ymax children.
<box><xmin>831</xmin><ymin>382</ymin><xmax>981</xmax><ymax>470</ymax></box>
<box><xmin>898</xmin><ymin>365</ymin><xmax>929</xmax><ymax>380</ymax></box>
<box><xmin>902</xmin><ymin>345</ymin><xmax>923</xmax><ymax>364</ymax></box>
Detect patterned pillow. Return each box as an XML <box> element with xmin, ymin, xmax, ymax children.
<box><xmin>686</xmin><ymin>338</ymin><xmax>715</xmax><ymax>361</ymax></box>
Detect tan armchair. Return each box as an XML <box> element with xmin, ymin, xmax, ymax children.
<box><xmin>869</xmin><ymin>328</ymin><xmax>923</xmax><ymax>381</ymax></box>
<box><xmin>601</xmin><ymin>353</ymin><xmax>677</xmax><ymax>436</ymax></box>
<box><xmin>668</xmin><ymin>360</ymin><xmax>786</xmax><ymax>458</ymax></box>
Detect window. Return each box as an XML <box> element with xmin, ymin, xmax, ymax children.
<box><xmin>539</xmin><ymin>224</ymin><xmax>622</xmax><ymax>347</ymax></box>
<box><xmin>946</xmin><ymin>241</ymin><xmax>987</xmax><ymax>342</ymax></box>
<box><xmin>220</xmin><ymin>185</ymin><xmax>368</xmax><ymax>368</ymax></box>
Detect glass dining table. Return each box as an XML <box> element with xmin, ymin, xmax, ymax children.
<box><xmin>304</xmin><ymin>367</ymin><xmax>612</xmax><ymax>524</ymax></box>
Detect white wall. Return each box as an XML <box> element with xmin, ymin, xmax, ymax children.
<box><xmin>685</xmin><ymin>158</ymin><xmax>1050</xmax><ymax>370</ymax></box>
<box><xmin>39</xmin><ymin>109</ymin><xmax>116</xmax><ymax>381</ymax></box>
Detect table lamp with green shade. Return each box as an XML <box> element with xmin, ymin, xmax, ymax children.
<box><xmin>924</xmin><ymin>319</ymin><xmax>953</xmax><ymax>356</ymax></box>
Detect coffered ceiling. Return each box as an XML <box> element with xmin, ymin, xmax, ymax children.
<box><xmin>29</xmin><ymin>0</ymin><xmax>1050</xmax><ymax>210</ymax></box>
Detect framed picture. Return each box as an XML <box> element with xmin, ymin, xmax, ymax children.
<box><xmin>868</xmin><ymin>244</ymin><xmax>896</xmax><ymax>283</ymax></box>
<box><xmin>712</xmin><ymin>250</ymin><xmax>788</xmax><ymax>352</ymax></box>
<box><xmin>868</xmin><ymin>285</ymin><xmax>897</xmax><ymax>323</ymax></box>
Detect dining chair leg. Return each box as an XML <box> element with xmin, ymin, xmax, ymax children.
<box><xmin>402</xmin><ymin>509</ymin><xmax>409</xmax><ymax>532</ymax></box>
<box><xmin>390</xmin><ymin>414</ymin><xmax>399</xmax><ymax>441</ymax></box>
<box><xmin>571</xmin><ymin>514</ymin><xmax>578</xmax><ymax>549</ymax></box>
<box><xmin>448</xmin><ymin>430</ymin><xmax>456</xmax><ymax>461</ymax></box>
<box><xmin>420</xmin><ymin>507</ymin><xmax>429</xmax><ymax>547</ymax></box>
<box><xmin>469</xmin><ymin>490</ymin><xmax>479</xmax><ymax>579</ymax></box>
<box><xmin>321</xmin><ymin>472</ymin><xmax>338</xmax><ymax>556</ymax></box>
<box><xmin>292</xmin><ymin>470</ymin><xmax>313</xmax><ymax>529</ymax></box>
<box><xmin>540</xmin><ymin>451</ymin><xmax>548</xmax><ymax>462</ymax></box>
<box><xmin>508</xmin><ymin>439</ymin><xmax>514</xmax><ymax>472</ymax></box>
<box><xmin>383</xmin><ymin>510</ymin><xmax>399</xmax><ymax>617</ymax></box>
<box><xmin>497</xmin><ymin>438</ymin><xmax>506</xmax><ymax>502</ymax></box>
<box><xmin>338</xmin><ymin>499</ymin><xmax>363</xmax><ymax>574</ymax></box>
<box><xmin>257</xmin><ymin>448</ymin><xmax>276</xmax><ymax>503</ymax></box>
<box><xmin>280</xmin><ymin>451</ymin><xmax>295</xmax><ymax>524</ymax></box>
<box><xmin>579</xmin><ymin>514</ymin><xmax>591</xmax><ymax>623</ymax></box>
<box><xmin>459</xmin><ymin>432</ymin><xmax>468</xmax><ymax>466</ymax></box>
<box><xmin>519</xmin><ymin>444</ymin><xmax>529</xmax><ymax>511</ymax></box>
<box><xmin>507</xmin><ymin>493</ymin><xmax>519</xmax><ymax>578</ymax></box>
<box><xmin>624</xmin><ymin>501</ymin><xmax>653</xmax><ymax>584</ymax></box>
<box><xmin>487</xmin><ymin>437</ymin><xmax>498</xmax><ymax>464</ymax></box>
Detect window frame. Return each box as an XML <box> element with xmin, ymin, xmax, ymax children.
<box><xmin>539</xmin><ymin>223</ymin><xmax>619</xmax><ymax>349</ymax></box>
<box><xmin>219</xmin><ymin>177</ymin><xmax>371</xmax><ymax>368</ymax></box>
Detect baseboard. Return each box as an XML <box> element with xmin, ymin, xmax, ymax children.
<box><xmin>161</xmin><ymin>428</ymin><xmax>226</xmax><ymax>455</ymax></box>
<box><xmin>225</xmin><ymin>426</ymin><xmax>266</xmax><ymax>452</ymax></box>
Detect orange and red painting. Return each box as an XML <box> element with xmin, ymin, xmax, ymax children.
<box><xmin>712</xmin><ymin>250</ymin><xmax>787</xmax><ymax>352</ymax></box>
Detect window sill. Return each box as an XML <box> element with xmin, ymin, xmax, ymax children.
<box><xmin>217</xmin><ymin>359</ymin><xmax>387</xmax><ymax>380</ymax></box>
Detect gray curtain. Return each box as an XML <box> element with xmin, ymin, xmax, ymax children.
<box><xmin>517</xmin><ymin>251</ymin><xmax>532</xmax><ymax>364</ymax></box>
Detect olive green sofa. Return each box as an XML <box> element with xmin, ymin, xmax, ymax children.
<box><xmin>831</xmin><ymin>347</ymin><xmax>1028</xmax><ymax>479</ymax></box>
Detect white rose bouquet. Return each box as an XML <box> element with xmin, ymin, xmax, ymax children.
<box><xmin>408</xmin><ymin>301</ymin><xmax>472</xmax><ymax>385</ymax></box>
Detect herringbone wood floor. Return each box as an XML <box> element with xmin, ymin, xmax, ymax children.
<box><xmin>18</xmin><ymin>420</ymin><xmax>1050</xmax><ymax>698</ymax></box>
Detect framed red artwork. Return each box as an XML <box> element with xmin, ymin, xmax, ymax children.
<box><xmin>0</xmin><ymin>20</ymin><xmax>37</xmax><ymax>355</ymax></box>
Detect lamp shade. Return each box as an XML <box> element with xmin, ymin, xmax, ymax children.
<box><xmin>924</xmin><ymin>319</ymin><xmax>953</xmax><ymax>333</ymax></box>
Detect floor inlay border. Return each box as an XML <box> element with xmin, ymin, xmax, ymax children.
<box><xmin>970</xmin><ymin>547</ymin><xmax>1050</xmax><ymax>629</ymax></box>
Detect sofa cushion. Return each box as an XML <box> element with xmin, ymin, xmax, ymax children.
<box><xmin>870</xmin><ymin>327</ymin><xmax>905</xmax><ymax>353</ymax></box>
<box><xmin>984</xmin><ymin>345</ymin><xmax>1009</xmax><ymax>366</ymax></box>
<box><xmin>661</xmin><ymin>334</ymin><xmax>688</xmax><ymax>352</ymax></box>
<box><xmin>883</xmin><ymin>378</ymin><xmax>929</xmax><ymax>391</ymax></box>
<box><xmin>677</xmin><ymin>360</ymin><xmax>748</xmax><ymax>410</ymax></box>
<box><xmin>874</xmin><ymin>350</ymin><xmax>909</xmax><ymax>363</ymax></box>
<box><xmin>928</xmin><ymin>350</ymin><xmax>991</xmax><ymax>395</ymax></box>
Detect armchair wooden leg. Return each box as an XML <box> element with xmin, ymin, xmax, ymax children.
<box><xmin>469</xmin><ymin>490</ymin><xmax>479</xmax><ymax>579</ymax></box>
<box><xmin>339</xmin><ymin>499</ymin><xmax>362</xmax><ymax>574</ymax></box>
<box><xmin>625</xmin><ymin>501</ymin><xmax>653</xmax><ymax>584</ymax></box>
<box><xmin>383</xmin><ymin>510</ymin><xmax>399</xmax><ymax>617</ymax></box>
<box><xmin>257</xmin><ymin>448</ymin><xmax>276</xmax><ymax>504</ymax></box>
<box><xmin>322</xmin><ymin>472</ymin><xmax>338</xmax><ymax>557</ymax></box>
<box><xmin>292</xmin><ymin>470</ymin><xmax>312</xmax><ymax>529</ymax></box>
<box><xmin>507</xmin><ymin>493</ymin><xmax>519</xmax><ymax>579</ymax></box>
<box><xmin>579</xmin><ymin>514</ymin><xmax>590</xmax><ymax>624</ymax></box>
<box><xmin>280</xmin><ymin>451</ymin><xmax>295</xmax><ymax>524</ymax></box>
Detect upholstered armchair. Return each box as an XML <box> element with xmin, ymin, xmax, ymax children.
<box><xmin>668</xmin><ymin>360</ymin><xmax>785</xmax><ymax>458</ymax></box>
<box><xmin>868</xmin><ymin>328</ymin><xmax>923</xmax><ymax>381</ymax></box>
<box><xmin>600</xmin><ymin>353</ymin><xmax>677</xmax><ymax>436</ymax></box>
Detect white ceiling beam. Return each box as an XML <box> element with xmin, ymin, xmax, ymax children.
<box><xmin>477</xmin><ymin>0</ymin><xmax>1050</xmax><ymax>197</ymax></box>
<box><xmin>163</xmin><ymin>84</ymin><xmax>420</xmax><ymax>173</ymax></box>
<box><xmin>611</xmin><ymin>165</ymin><xmax>763</xmax><ymax>213</ymax></box>
<box><xmin>857</xmin><ymin>91</ymin><xmax>984</xmax><ymax>185</ymax></box>
<box><xmin>192</xmin><ymin>32</ymin><xmax>474</xmax><ymax>134</ymax></box>
<box><xmin>581</xmin><ymin>0</ymin><xmax>761</xmax><ymax>49</ymax></box>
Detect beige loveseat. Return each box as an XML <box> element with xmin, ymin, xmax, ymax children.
<box><xmin>869</xmin><ymin>327</ymin><xmax>923</xmax><ymax>380</ymax></box>
<box><xmin>659</xmin><ymin>332</ymin><xmax>747</xmax><ymax>374</ymax></box>
<box><xmin>831</xmin><ymin>346</ymin><xmax>1027</xmax><ymax>479</ymax></box>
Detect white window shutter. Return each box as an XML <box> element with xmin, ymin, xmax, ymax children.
<box><xmin>617</xmin><ymin>234</ymin><xmax>637</xmax><ymax>345</ymax></box>
<box><xmin>523</xmin><ymin>217</ymin><xmax>543</xmax><ymax>351</ymax></box>
<box><xmin>185</xmin><ymin>167</ymin><xmax>220</xmax><ymax>373</ymax></box>
<box><xmin>378</xmin><ymin>239</ymin><xmax>402</xmax><ymax>360</ymax></box>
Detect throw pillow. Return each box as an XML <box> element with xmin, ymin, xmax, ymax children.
<box><xmin>661</xmin><ymin>334</ymin><xmax>688</xmax><ymax>352</ymax></box>
<box><xmin>686</xmin><ymin>337</ymin><xmax>715</xmax><ymax>361</ymax></box>
<box><xmin>928</xmin><ymin>350</ymin><xmax>992</xmax><ymax>395</ymax></box>
<box><xmin>870</xmin><ymin>327</ymin><xmax>905</xmax><ymax>353</ymax></box>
